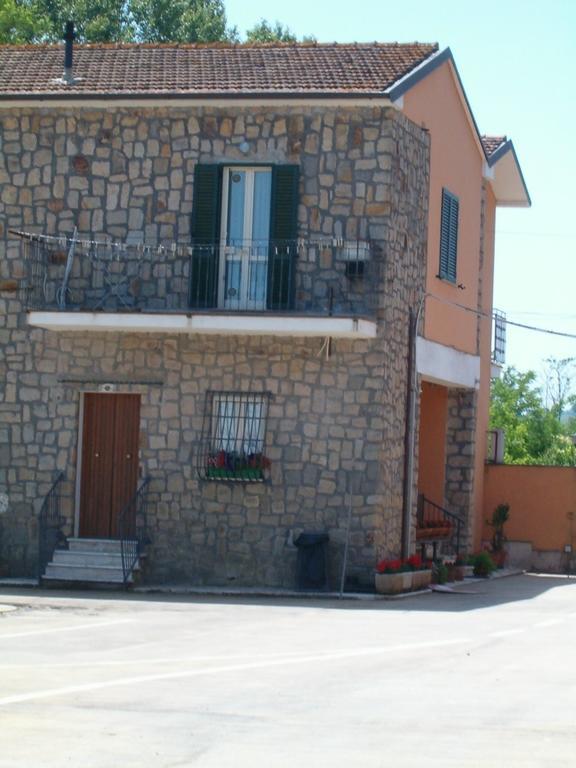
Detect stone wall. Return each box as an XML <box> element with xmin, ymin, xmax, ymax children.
<box><xmin>444</xmin><ymin>388</ymin><xmax>478</xmax><ymax>550</ymax></box>
<box><xmin>0</xmin><ymin>104</ymin><xmax>429</xmax><ymax>585</ymax></box>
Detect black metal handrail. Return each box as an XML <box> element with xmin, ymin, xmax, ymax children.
<box><xmin>118</xmin><ymin>476</ymin><xmax>152</xmax><ymax>586</ymax></box>
<box><xmin>13</xmin><ymin>230</ymin><xmax>382</xmax><ymax>318</ymax></box>
<box><xmin>38</xmin><ymin>471</ymin><xmax>65</xmax><ymax>581</ymax></box>
<box><xmin>417</xmin><ymin>493</ymin><xmax>464</xmax><ymax>554</ymax></box>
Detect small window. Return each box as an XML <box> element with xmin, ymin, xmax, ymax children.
<box><xmin>439</xmin><ymin>189</ymin><xmax>459</xmax><ymax>282</ymax></box>
<box><xmin>198</xmin><ymin>391</ymin><xmax>271</xmax><ymax>481</ymax></box>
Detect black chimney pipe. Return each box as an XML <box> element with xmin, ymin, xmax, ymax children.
<box><xmin>64</xmin><ymin>21</ymin><xmax>74</xmax><ymax>80</ymax></box>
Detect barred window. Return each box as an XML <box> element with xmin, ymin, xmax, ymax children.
<box><xmin>198</xmin><ymin>391</ymin><xmax>271</xmax><ymax>481</ymax></box>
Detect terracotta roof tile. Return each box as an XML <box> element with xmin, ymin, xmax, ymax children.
<box><xmin>481</xmin><ymin>135</ymin><xmax>507</xmax><ymax>158</ymax></box>
<box><xmin>0</xmin><ymin>42</ymin><xmax>438</xmax><ymax>97</ymax></box>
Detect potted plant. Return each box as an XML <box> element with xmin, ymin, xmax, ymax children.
<box><xmin>472</xmin><ymin>551</ymin><xmax>496</xmax><ymax>578</ymax></box>
<box><xmin>375</xmin><ymin>558</ymin><xmax>413</xmax><ymax>594</ymax></box>
<box><xmin>487</xmin><ymin>503</ymin><xmax>510</xmax><ymax>568</ymax></box>
<box><xmin>374</xmin><ymin>554</ymin><xmax>432</xmax><ymax>594</ymax></box>
<box><xmin>416</xmin><ymin>519</ymin><xmax>453</xmax><ymax>540</ymax></box>
<box><xmin>452</xmin><ymin>554</ymin><xmax>466</xmax><ymax>581</ymax></box>
<box><xmin>408</xmin><ymin>554</ymin><xmax>433</xmax><ymax>590</ymax></box>
<box><xmin>432</xmin><ymin>560</ymin><xmax>449</xmax><ymax>585</ymax></box>
<box><xmin>444</xmin><ymin>558</ymin><xmax>457</xmax><ymax>582</ymax></box>
<box><xmin>206</xmin><ymin>451</ymin><xmax>270</xmax><ymax>481</ymax></box>
<box><xmin>463</xmin><ymin>554</ymin><xmax>475</xmax><ymax>578</ymax></box>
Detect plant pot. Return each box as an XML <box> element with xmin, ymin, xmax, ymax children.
<box><xmin>491</xmin><ymin>550</ymin><xmax>506</xmax><ymax>568</ymax></box>
<box><xmin>416</xmin><ymin>526</ymin><xmax>452</xmax><ymax>540</ymax></box>
<box><xmin>452</xmin><ymin>565</ymin><xmax>465</xmax><ymax>581</ymax></box>
<box><xmin>411</xmin><ymin>569</ymin><xmax>432</xmax><ymax>590</ymax></box>
<box><xmin>375</xmin><ymin>571</ymin><xmax>413</xmax><ymax>595</ymax></box>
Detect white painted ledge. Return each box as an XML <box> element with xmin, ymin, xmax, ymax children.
<box><xmin>28</xmin><ymin>311</ymin><xmax>377</xmax><ymax>339</ymax></box>
<box><xmin>416</xmin><ymin>336</ymin><xmax>480</xmax><ymax>389</ymax></box>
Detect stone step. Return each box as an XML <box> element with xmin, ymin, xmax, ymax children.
<box><xmin>52</xmin><ymin>550</ymin><xmax>125</xmax><ymax>568</ymax></box>
<box><xmin>67</xmin><ymin>538</ymin><xmax>135</xmax><ymax>554</ymax></box>
<box><xmin>43</xmin><ymin>563</ymin><xmax>131</xmax><ymax>584</ymax></box>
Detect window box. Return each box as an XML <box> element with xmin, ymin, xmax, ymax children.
<box><xmin>205</xmin><ymin>450</ymin><xmax>269</xmax><ymax>481</ymax></box>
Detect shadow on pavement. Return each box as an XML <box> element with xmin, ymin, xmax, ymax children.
<box><xmin>1</xmin><ymin>573</ymin><xmax>576</xmax><ymax>614</ymax></box>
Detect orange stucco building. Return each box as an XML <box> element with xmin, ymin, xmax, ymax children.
<box><xmin>395</xmin><ymin>49</ymin><xmax>530</xmax><ymax>551</ymax></box>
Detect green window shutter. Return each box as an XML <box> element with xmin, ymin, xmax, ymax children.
<box><xmin>439</xmin><ymin>188</ymin><xmax>459</xmax><ymax>282</ymax></box>
<box><xmin>267</xmin><ymin>165</ymin><xmax>300</xmax><ymax>311</ymax></box>
<box><xmin>189</xmin><ymin>164</ymin><xmax>222</xmax><ymax>308</ymax></box>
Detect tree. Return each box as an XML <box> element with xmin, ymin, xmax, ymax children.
<box><xmin>130</xmin><ymin>0</ymin><xmax>232</xmax><ymax>43</ymax></box>
<box><xmin>0</xmin><ymin>0</ymin><xmax>48</xmax><ymax>43</ymax></box>
<box><xmin>0</xmin><ymin>2</ymin><xmax>314</xmax><ymax>45</ymax></box>
<box><xmin>0</xmin><ymin>0</ymin><xmax>236</xmax><ymax>43</ymax></box>
<box><xmin>37</xmin><ymin>0</ymin><xmax>130</xmax><ymax>42</ymax></box>
<box><xmin>245</xmin><ymin>19</ymin><xmax>315</xmax><ymax>43</ymax></box>
<box><xmin>490</xmin><ymin>367</ymin><xmax>576</xmax><ymax>466</ymax></box>
<box><xmin>542</xmin><ymin>356</ymin><xmax>576</xmax><ymax>418</ymax></box>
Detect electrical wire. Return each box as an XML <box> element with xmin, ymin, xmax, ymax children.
<box><xmin>425</xmin><ymin>293</ymin><xmax>576</xmax><ymax>341</ymax></box>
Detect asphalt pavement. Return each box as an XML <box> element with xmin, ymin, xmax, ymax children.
<box><xmin>0</xmin><ymin>574</ymin><xmax>575</xmax><ymax>767</ymax></box>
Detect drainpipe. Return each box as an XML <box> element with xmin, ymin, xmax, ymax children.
<box><xmin>401</xmin><ymin>294</ymin><xmax>426</xmax><ymax>559</ymax></box>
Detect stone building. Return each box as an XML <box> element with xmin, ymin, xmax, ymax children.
<box><xmin>0</xmin><ymin>42</ymin><xmax>528</xmax><ymax>587</ymax></box>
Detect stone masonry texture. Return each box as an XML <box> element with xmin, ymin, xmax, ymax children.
<box><xmin>0</xmin><ymin>105</ymin><xmax>429</xmax><ymax>586</ymax></box>
<box><xmin>444</xmin><ymin>388</ymin><xmax>478</xmax><ymax>551</ymax></box>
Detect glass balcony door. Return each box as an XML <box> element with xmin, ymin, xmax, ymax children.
<box><xmin>219</xmin><ymin>167</ymin><xmax>272</xmax><ymax>311</ymax></box>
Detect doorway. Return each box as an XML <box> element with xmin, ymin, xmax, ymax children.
<box><xmin>218</xmin><ymin>166</ymin><xmax>272</xmax><ymax>310</ymax></box>
<box><xmin>78</xmin><ymin>393</ymin><xmax>141</xmax><ymax>539</ymax></box>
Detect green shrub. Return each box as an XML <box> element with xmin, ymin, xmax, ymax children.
<box><xmin>473</xmin><ymin>551</ymin><xmax>496</xmax><ymax>577</ymax></box>
<box><xmin>433</xmin><ymin>561</ymin><xmax>449</xmax><ymax>584</ymax></box>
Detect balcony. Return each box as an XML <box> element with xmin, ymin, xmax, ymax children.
<box><xmin>17</xmin><ymin>232</ymin><xmax>381</xmax><ymax>339</ymax></box>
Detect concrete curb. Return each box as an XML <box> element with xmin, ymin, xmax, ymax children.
<box><xmin>0</xmin><ymin>578</ymin><xmax>39</xmax><ymax>588</ymax></box>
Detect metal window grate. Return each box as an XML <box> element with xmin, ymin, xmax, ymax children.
<box><xmin>492</xmin><ymin>309</ymin><xmax>506</xmax><ymax>364</ymax></box>
<box><xmin>197</xmin><ymin>391</ymin><xmax>272</xmax><ymax>481</ymax></box>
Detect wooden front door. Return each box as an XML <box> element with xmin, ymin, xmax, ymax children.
<box><xmin>79</xmin><ymin>393</ymin><xmax>140</xmax><ymax>539</ymax></box>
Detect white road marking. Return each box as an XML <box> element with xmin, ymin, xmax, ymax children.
<box><xmin>0</xmin><ymin>619</ymin><xmax>133</xmax><ymax>640</ymax></box>
<box><xmin>0</xmin><ymin>650</ymin><xmax>331</xmax><ymax>669</ymax></box>
<box><xmin>0</xmin><ymin>636</ymin><xmax>470</xmax><ymax>707</ymax></box>
<box><xmin>532</xmin><ymin>618</ymin><xmax>564</xmax><ymax>628</ymax></box>
<box><xmin>489</xmin><ymin>629</ymin><xmax>525</xmax><ymax>638</ymax></box>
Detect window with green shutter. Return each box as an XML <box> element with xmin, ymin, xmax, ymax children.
<box><xmin>189</xmin><ymin>163</ymin><xmax>299</xmax><ymax>311</ymax></box>
<box><xmin>189</xmin><ymin>164</ymin><xmax>222</xmax><ymax>308</ymax></box>
<box><xmin>439</xmin><ymin>188</ymin><xmax>459</xmax><ymax>283</ymax></box>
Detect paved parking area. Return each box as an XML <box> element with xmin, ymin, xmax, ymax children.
<box><xmin>1</xmin><ymin>574</ymin><xmax>576</xmax><ymax>767</ymax></box>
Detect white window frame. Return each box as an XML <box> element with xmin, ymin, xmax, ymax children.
<box><xmin>218</xmin><ymin>166</ymin><xmax>272</xmax><ymax>310</ymax></box>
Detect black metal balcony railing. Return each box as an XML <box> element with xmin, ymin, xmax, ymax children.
<box><xmin>14</xmin><ymin>231</ymin><xmax>383</xmax><ymax>318</ymax></box>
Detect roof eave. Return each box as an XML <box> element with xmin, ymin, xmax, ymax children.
<box><xmin>487</xmin><ymin>139</ymin><xmax>531</xmax><ymax>207</ymax></box>
<box><xmin>387</xmin><ymin>47</ymin><xmax>530</xmax><ymax>207</ymax></box>
<box><xmin>385</xmin><ymin>47</ymin><xmax>452</xmax><ymax>102</ymax></box>
<box><xmin>0</xmin><ymin>89</ymin><xmax>391</xmax><ymax>101</ymax></box>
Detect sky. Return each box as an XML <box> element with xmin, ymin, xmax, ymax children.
<box><xmin>227</xmin><ymin>0</ymin><xmax>576</xmax><ymax>380</ymax></box>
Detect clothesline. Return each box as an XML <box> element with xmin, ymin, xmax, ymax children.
<box><xmin>9</xmin><ymin>229</ymin><xmax>371</xmax><ymax>259</ymax></box>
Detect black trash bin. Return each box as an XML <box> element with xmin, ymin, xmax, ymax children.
<box><xmin>294</xmin><ymin>532</ymin><xmax>330</xmax><ymax>591</ymax></box>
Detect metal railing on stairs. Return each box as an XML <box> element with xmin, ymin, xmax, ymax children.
<box><xmin>118</xmin><ymin>476</ymin><xmax>152</xmax><ymax>587</ymax></box>
<box><xmin>416</xmin><ymin>494</ymin><xmax>464</xmax><ymax>559</ymax></box>
<box><xmin>38</xmin><ymin>472</ymin><xmax>65</xmax><ymax>581</ymax></box>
